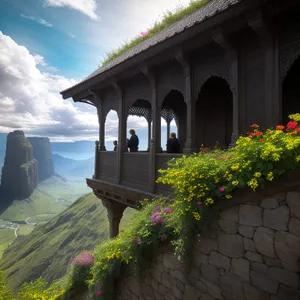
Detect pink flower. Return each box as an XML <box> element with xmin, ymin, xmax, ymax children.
<box><xmin>136</xmin><ymin>238</ymin><xmax>141</xmax><ymax>243</ymax></box>
<box><xmin>197</xmin><ymin>201</ymin><xmax>202</xmax><ymax>205</ymax></box>
<box><xmin>219</xmin><ymin>187</ymin><xmax>225</xmax><ymax>192</ymax></box>
<box><xmin>156</xmin><ymin>206</ymin><xmax>160</xmax><ymax>210</ymax></box>
<box><xmin>161</xmin><ymin>218</ymin><xmax>165</xmax><ymax>223</ymax></box>
<box><xmin>217</xmin><ymin>157</ymin><xmax>221</xmax><ymax>160</ymax></box>
<box><xmin>96</xmin><ymin>291</ymin><xmax>102</xmax><ymax>295</ymax></box>
<box><xmin>140</xmin><ymin>30</ymin><xmax>149</xmax><ymax>37</ymax></box>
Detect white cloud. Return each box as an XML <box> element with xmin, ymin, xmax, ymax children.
<box><xmin>20</xmin><ymin>14</ymin><xmax>53</xmax><ymax>27</ymax></box>
<box><xmin>0</xmin><ymin>31</ymin><xmax>99</xmax><ymax>142</ymax></box>
<box><xmin>44</xmin><ymin>0</ymin><xmax>98</xmax><ymax>21</ymax></box>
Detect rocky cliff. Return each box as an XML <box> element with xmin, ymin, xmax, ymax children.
<box><xmin>1</xmin><ymin>131</ymin><xmax>38</xmax><ymax>200</ymax></box>
<box><xmin>27</xmin><ymin>137</ymin><xmax>55</xmax><ymax>182</ymax></box>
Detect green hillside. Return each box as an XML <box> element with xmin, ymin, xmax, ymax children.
<box><xmin>0</xmin><ymin>175</ymin><xmax>90</xmax><ymax>258</ymax></box>
<box><xmin>0</xmin><ymin>193</ymin><xmax>135</xmax><ymax>290</ymax></box>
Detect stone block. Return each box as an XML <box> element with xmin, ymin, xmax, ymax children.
<box><xmin>195</xmin><ymin>279</ymin><xmax>207</xmax><ymax>293</ymax></box>
<box><xmin>171</xmin><ymin>285</ymin><xmax>182</xmax><ymax>299</ymax></box>
<box><xmin>158</xmin><ymin>284</ymin><xmax>168</xmax><ymax>296</ymax></box>
<box><xmin>171</xmin><ymin>269</ymin><xmax>186</xmax><ymax>284</ymax></box>
<box><xmin>263</xmin><ymin>206</ymin><xmax>289</xmax><ymax>231</ymax></box>
<box><xmin>250</xmin><ymin>262</ymin><xmax>268</xmax><ymax>274</ymax></box>
<box><xmin>218</xmin><ymin>220</ymin><xmax>237</xmax><ymax>233</ymax></box>
<box><xmin>161</xmin><ymin>273</ymin><xmax>171</xmax><ymax>289</ymax></box>
<box><xmin>195</xmin><ymin>238</ymin><xmax>217</xmax><ymax>255</ymax></box>
<box><xmin>231</xmin><ymin>258</ymin><xmax>250</xmax><ymax>282</ymax></box>
<box><xmin>165</xmin><ymin>294</ymin><xmax>176</xmax><ymax>300</ymax></box>
<box><xmin>286</xmin><ymin>191</ymin><xmax>300</xmax><ymax>219</ymax></box>
<box><xmin>194</xmin><ymin>253</ymin><xmax>209</xmax><ymax>267</ymax></box>
<box><xmin>238</xmin><ymin>226</ymin><xmax>255</xmax><ymax>238</ymax></box>
<box><xmin>153</xmin><ymin>290</ymin><xmax>164</xmax><ymax>300</ymax></box>
<box><xmin>201</xmin><ymin>278</ymin><xmax>223</xmax><ymax>299</ymax></box>
<box><xmin>201</xmin><ymin>294</ymin><xmax>214</xmax><ymax>300</ymax></box>
<box><xmin>218</xmin><ymin>234</ymin><xmax>244</xmax><ymax>258</ymax></box>
<box><xmin>244</xmin><ymin>284</ymin><xmax>269</xmax><ymax>300</ymax></box>
<box><xmin>253</xmin><ymin>227</ymin><xmax>276</xmax><ymax>258</ymax></box>
<box><xmin>268</xmin><ymin>267</ymin><xmax>299</xmax><ymax>288</ymax></box>
<box><xmin>289</xmin><ymin>217</ymin><xmax>300</xmax><ymax>236</ymax></box>
<box><xmin>245</xmin><ymin>251</ymin><xmax>263</xmax><ymax>262</ymax></box>
<box><xmin>243</xmin><ymin>237</ymin><xmax>256</xmax><ymax>252</ymax></box>
<box><xmin>260</xmin><ymin>198</ymin><xmax>279</xmax><ymax>209</ymax></box>
<box><xmin>239</xmin><ymin>205</ymin><xmax>263</xmax><ymax>227</ymax></box>
<box><xmin>163</xmin><ymin>253</ymin><xmax>181</xmax><ymax>270</ymax></box>
<box><xmin>209</xmin><ymin>251</ymin><xmax>231</xmax><ymax>270</ymax></box>
<box><xmin>220</xmin><ymin>275</ymin><xmax>245</xmax><ymax>300</ymax></box>
<box><xmin>220</xmin><ymin>207</ymin><xmax>238</xmax><ymax>222</ymax></box>
<box><xmin>250</xmin><ymin>271</ymin><xmax>278</xmax><ymax>294</ymax></box>
<box><xmin>262</xmin><ymin>256</ymin><xmax>282</xmax><ymax>268</ymax></box>
<box><xmin>183</xmin><ymin>285</ymin><xmax>202</xmax><ymax>300</ymax></box>
<box><xmin>277</xmin><ymin>284</ymin><xmax>300</xmax><ymax>300</ymax></box>
<box><xmin>200</xmin><ymin>263</ymin><xmax>220</xmax><ymax>284</ymax></box>
<box><xmin>274</xmin><ymin>231</ymin><xmax>300</xmax><ymax>272</ymax></box>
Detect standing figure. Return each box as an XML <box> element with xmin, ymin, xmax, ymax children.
<box><xmin>113</xmin><ymin>140</ymin><xmax>118</xmax><ymax>151</ymax></box>
<box><xmin>127</xmin><ymin>129</ymin><xmax>139</xmax><ymax>152</ymax></box>
<box><xmin>166</xmin><ymin>132</ymin><xmax>180</xmax><ymax>153</ymax></box>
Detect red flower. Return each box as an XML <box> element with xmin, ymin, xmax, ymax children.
<box><xmin>251</xmin><ymin>124</ymin><xmax>259</xmax><ymax>128</ymax></box>
<box><xmin>249</xmin><ymin>133</ymin><xmax>254</xmax><ymax>138</ymax></box>
<box><xmin>294</xmin><ymin>128</ymin><xmax>300</xmax><ymax>134</ymax></box>
<box><xmin>287</xmin><ymin>121</ymin><xmax>298</xmax><ymax>130</ymax></box>
<box><xmin>276</xmin><ymin>125</ymin><xmax>285</xmax><ymax>131</ymax></box>
<box><xmin>254</xmin><ymin>131</ymin><xmax>263</xmax><ymax>137</ymax></box>
<box><xmin>259</xmin><ymin>139</ymin><xmax>264</xmax><ymax>143</ymax></box>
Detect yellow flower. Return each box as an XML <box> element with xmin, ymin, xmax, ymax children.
<box><xmin>225</xmin><ymin>194</ymin><xmax>232</xmax><ymax>199</ymax></box>
<box><xmin>192</xmin><ymin>211</ymin><xmax>201</xmax><ymax>221</ymax></box>
<box><xmin>266</xmin><ymin>172</ymin><xmax>274</xmax><ymax>181</ymax></box>
<box><xmin>231</xmin><ymin>164</ymin><xmax>240</xmax><ymax>171</ymax></box>
<box><xmin>254</xmin><ymin>172</ymin><xmax>261</xmax><ymax>178</ymax></box>
<box><xmin>247</xmin><ymin>178</ymin><xmax>259</xmax><ymax>191</ymax></box>
<box><xmin>232</xmin><ymin>180</ymin><xmax>239</xmax><ymax>186</ymax></box>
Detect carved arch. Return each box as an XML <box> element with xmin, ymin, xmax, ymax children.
<box><xmin>193</xmin><ymin>64</ymin><xmax>231</xmax><ymax>101</ymax></box>
<box><xmin>280</xmin><ymin>39</ymin><xmax>300</xmax><ymax>80</ymax></box>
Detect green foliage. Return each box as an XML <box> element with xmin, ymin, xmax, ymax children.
<box><xmin>64</xmin><ymin>114</ymin><xmax>300</xmax><ymax>300</ymax></box>
<box><xmin>100</xmin><ymin>0</ymin><xmax>211</xmax><ymax>66</ymax></box>
<box><xmin>0</xmin><ymin>270</ymin><xmax>14</xmax><ymax>300</ymax></box>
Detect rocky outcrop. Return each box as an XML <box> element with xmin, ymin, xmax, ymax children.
<box><xmin>27</xmin><ymin>137</ymin><xmax>55</xmax><ymax>182</ymax></box>
<box><xmin>1</xmin><ymin>131</ymin><xmax>38</xmax><ymax>200</ymax></box>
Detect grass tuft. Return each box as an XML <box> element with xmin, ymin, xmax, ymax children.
<box><xmin>100</xmin><ymin>0</ymin><xmax>211</xmax><ymax>66</ymax></box>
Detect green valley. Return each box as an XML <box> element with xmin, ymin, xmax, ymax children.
<box><xmin>0</xmin><ymin>175</ymin><xmax>90</xmax><ymax>258</ymax></box>
<box><xmin>0</xmin><ymin>192</ymin><xmax>135</xmax><ymax>291</ymax></box>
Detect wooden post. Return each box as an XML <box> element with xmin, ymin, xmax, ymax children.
<box><xmin>101</xmin><ymin>198</ymin><xmax>127</xmax><ymax>238</ymax></box>
<box><xmin>174</xmin><ymin>49</ymin><xmax>197</xmax><ymax>154</ymax></box>
<box><xmin>93</xmin><ymin>140</ymin><xmax>99</xmax><ymax>179</ymax></box>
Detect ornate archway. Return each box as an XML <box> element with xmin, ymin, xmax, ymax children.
<box><xmin>196</xmin><ymin>76</ymin><xmax>233</xmax><ymax>149</ymax></box>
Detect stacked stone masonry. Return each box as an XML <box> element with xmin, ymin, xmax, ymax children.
<box><xmin>115</xmin><ymin>190</ymin><xmax>300</xmax><ymax>300</ymax></box>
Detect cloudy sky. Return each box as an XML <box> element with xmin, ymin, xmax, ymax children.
<box><xmin>0</xmin><ymin>0</ymin><xmax>185</xmax><ymax>150</ymax></box>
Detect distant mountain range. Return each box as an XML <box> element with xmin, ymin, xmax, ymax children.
<box><xmin>52</xmin><ymin>154</ymin><xmax>94</xmax><ymax>181</ymax></box>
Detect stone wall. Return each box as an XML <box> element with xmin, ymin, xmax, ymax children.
<box><xmin>115</xmin><ymin>172</ymin><xmax>300</xmax><ymax>300</ymax></box>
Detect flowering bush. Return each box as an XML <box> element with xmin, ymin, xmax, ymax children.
<box><xmin>0</xmin><ymin>271</ymin><xmax>65</xmax><ymax>300</ymax></box>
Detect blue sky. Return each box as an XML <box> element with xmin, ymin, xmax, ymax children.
<box><xmin>0</xmin><ymin>0</ymin><xmax>187</xmax><ymax>148</ymax></box>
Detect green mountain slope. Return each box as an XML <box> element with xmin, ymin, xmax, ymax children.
<box><xmin>0</xmin><ymin>193</ymin><xmax>135</xmax><ymax>290</ymax></box>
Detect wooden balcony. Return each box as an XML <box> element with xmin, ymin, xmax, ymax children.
<box><xmin>87</xmin><ymin>150</ymin><xmax>182</xmax><ymax>208</ymax></box>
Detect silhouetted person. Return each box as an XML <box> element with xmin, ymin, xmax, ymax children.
<box><xmin>113</xmin><ymin>140</ymin><xmax>117</xmax><ymax>151</ymax></box>
<box><xmin>127</xmin><ymin>129</ymin><xmax>139</xmax><ymax>152</ymax></box>
<box><xmin>166</xmin><ymin>132</ymin><xmax>180</xmax><ymax>153</ymax></box>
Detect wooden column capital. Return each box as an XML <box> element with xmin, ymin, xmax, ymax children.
<box><xmin>246</xmin><ymin>9</ymin><xmax>272</xmax><ymax>38</ymax></box>
<box><xmin>173</xmin><ymin>48</ymin><xmax>190</xmax><ymax>77</ymax></box>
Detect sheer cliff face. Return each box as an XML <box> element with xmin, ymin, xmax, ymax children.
<box><xmin>1</xmin><ymin>131</ymin><xmax>38</xmax><ymax>200</ymax></box>
<box><xmin>27</xmin><ymin>137</ymin><xmax>55</xmax><ymax>182</ymax></box>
